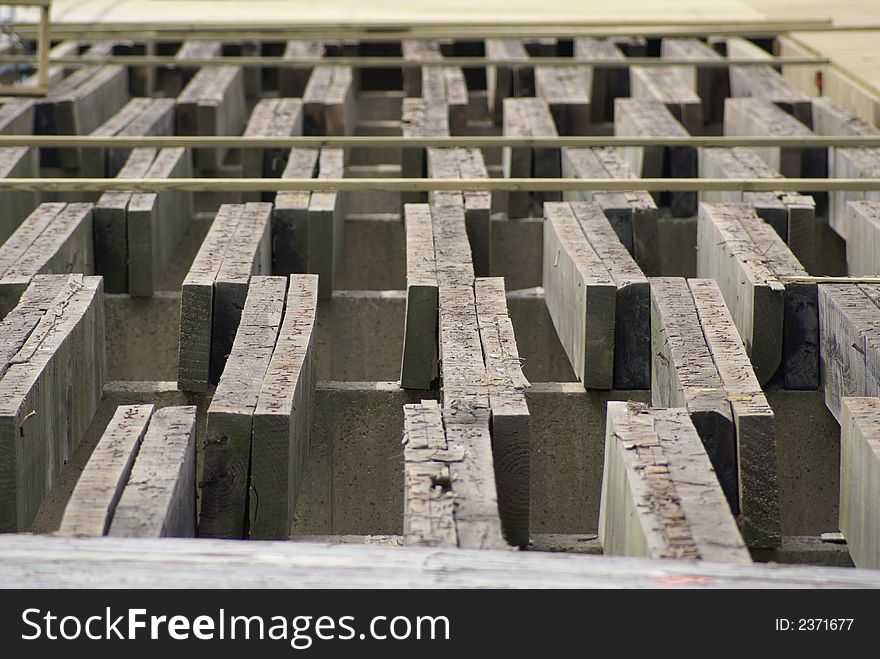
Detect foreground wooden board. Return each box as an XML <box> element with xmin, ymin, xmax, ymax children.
<box><xmin>249</xmin><ymin>275</ymin><xmax>319</xmax><ymax>539</ymax></box>
<box><xmin>109</xmin><ymin>406</ymin><xmax>198</xmax><ymax>538</ymax></box>
<box><xmin>400</xmin><ymin>203</ymin><xmax>438</xmax><ymax>390</ymax></box>
<box><xmin>0</xmin><ymin>275</ymin><xmax>105</xmax><ymax>532</ymax></box>
<box><xmin>2</xmin><ymin>534</ymin><xmax>880</xmax><ymax>588</ymax></box>
<box><xmin>599</xmin><ymin>401</ymin><xmax>751</xmax><ymax>563</ymax></box>
<box><xmin>839</xmin><ymin>397</ymin><xmax>880</xmax><ymax>569</ymax></box>
<box><xmin>845</xmin><ymin>201</ymin><xmax>880</xmax><ymax>275</ymax></box>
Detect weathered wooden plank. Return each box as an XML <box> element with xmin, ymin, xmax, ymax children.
<box><xmin>0</xmin><ymin>275</ymin><xmax>105</xmax><ymax>532</ymax></box>
<box><xmin>0</xmin><ymin>144</ymin><xmax>38</xmax><ymax>246</ymax></box>
<box><xmin>163</xmin><ymin>40</ymin><xmax>223</xmax><ymax>96</ymax></box>
<box><xmin>58</xmin><ymin>404</ymin><xmax>154</xmax><ymax>537</ymax></box>
<box><xmin>0</xmin><ymin>202</ymin><xmax>94</xmax><ymax>317</ymax></box>
<box><xmin>650</xmin><ymin>276</ymin><xmax>738</xmax><ymax>510</ymax></box>
<box><xmin>475</xmin><ymin>277</ymin><xmax>530</xmax><ymax>547</ymax></box>
<box><xmin>534</xmin><ymin>65</ymin><xmax>590</xmax><ymax>136</ymax></box>
<box><xmin>725</xmin><ymin>37</ymin><xmax>812</xmax><ymax>127</ymax></box>
<box><xmin>839</xmin><ymin>397</ymin><xmax>880</xmax><ymax>569</ymax></box>
<box><xmin>485</xmin><ymin>39</ymin><xmax>530</xmax><ymax>123</ymax></box>
<box><xmin>109</xmin><ymin>405</ymin><xmax>198</xmax><ymax>538</ymax></box>
<box><xmin>304</xmin><ymin>148</ymin><xmax>344</xmax><ymax>299</ymax></box>
<box><xmin>303</xmin><ymin>65</ymin><xmax>355</xmax><ymax>136</ymax></box>
<box><xmin>503</xmin><ymin>97</ymin><xmax>560</xmax><ymax>218</ymax></box>
<box><xmin>242</xmin><ymin>98</ymin><xmax>303</xmax><ymax>202</ymax></box>
<box><xmin>629</xmin><ymin>65</ymin><xmax>703</xmax><ymax>134</ymax></box>
<box><xmin>127</xmin><ymin>147</ymin><xmax>192</xmax><ymax>297</ymax></box>
<box><xmin>94</xmin><ymin>147</ymin><xmax>157</xmax><ymax>294</ymax></box>
<box><xmin>614</xmin><ymin>98</ymin><xmax>696</xmax><ymax>217</ymax></box>
<box><xmin>403</xmin><ymin>399</ymin><xmax>457</xmax><ymax>547</ymax></box>
<box><xmin>272</xmin><ymin>147</ymin><xmax>319</xmax><ymax>275</ymax></box>
<box><xmin>688</xmin><ymin>278</ymin><xmax>781</xmax><ymax>547</ymax></box>
<box><xmin>200</xmin><ymin>276</ymin><xmax>288</xmax><ymax>539</ymax></box>
<box><xmin>561</xmin><ymin>146</ymin><xmax>659</xmax><ymax>275</ymax></box>
<box><xmin>403</xmin><ymin>40</ymin><xmax>468</xmax><ymax>135</ymax></box>
<box><xmin>599</xmin><ymin>401</ymin><xmax>751</xmax><ymax>562</ymax></box>
<box><xmin>660</xmin><ymin>38</ymin><xmax>728</xmax><ymax>125</ymax></box>
<box><xmin>400</xmin><ymin>96</ymin><xmax>448</xmax><ymax>206</ymax></box>
<box><xmin>542</xmin><ymin>202</ymin><xmax>616</xmax><ymax>389</ymax></box>
<box><xmin>724</xmin><ymin>97</ymin><xmax>826</xmax><ymax>180</ymax></box>
<box><xmin>400</xmin><ymin>203</ymin><xmax>438</xmax><ymax>390</ymax></box>
<box><xmin>176</xmin><ymin>65</ymin><xmax>246</xmax><ymax>171</ymax></box>
<box><xmin>250</xmin><ymin>274</ymin><xmax>318</xmax><ymax>539</ymax></box>
<box><xmin>846</xmin><ymin>201</ymin><xmax>880</xmax><ymax>275</ymax></box>
<box><xmin>573</xmin><ymin>38</ymin><xmax>627</xmax><ymax>124</ymax></box>
<box><xmin>279</xmin><ymin>41</ymin><xmax>324</xmax><ymax>97</ymax></box>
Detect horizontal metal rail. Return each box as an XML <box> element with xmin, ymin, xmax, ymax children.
<box><xmin>0</xmin><ymin>177</ymin><xmax>877</xmax><ymax>193</ymax></box>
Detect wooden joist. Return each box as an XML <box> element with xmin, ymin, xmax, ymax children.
<box><xmin>432</xmin><ymin>193</ymin><xmax>508</xmax><ymax>550</ymax></box>
<box><xmin>696</xmin><ymin>202</ymin><xmax>817</xmax><ymax>389</ymax></box>
<box><xmin>242</xmin><ymin>98</ymin><xmax>304</xmax><ymax>201</ymax></box>
<box><xmin>651</xmin><ymin>276</ymin><xmax>781</xmax><ymax>547</ymax></box>
<box><xmin>475</xmin><ymin>277</ymin><xmax>530</xmax><ymax>548</ymax></box>
<box><xmin>503</xmin><ymin>97</ymin><xmax>560</xmax><ymax>218</ymax></box>
<box><xmin>279</xmin><ymin>41</ymin><xmax>324</xmax><ymax>97</ymax></box>
<box><xmin>0</xmin><ymin>139</ymin><xmax>38</xmax><ymax>245</ymax></box>
<box><xmin>427</xmin><ymin>146</ymin><xmax>491</xmax><ymax>276</ymax></box>
<box><xmin>176</xmin><ymin>64</ymin><xmax>246</xmax><ymax>171</ymax></box>
<box><xmin>561</xmin><ymin>146</ymin><xmax>659</xmax><ymax>275</ymax></box>
<box><xmin>59</xmin><ymin>404</ymin><xmax>155</xmax><ymax>537</ymax></box>
<box><xmin>599</xmin><ymin>401</ymin><xmax>751</xmax><ymax>563</ymax></box>
<box><xmin>629</xmin><ymin>65</ymin><xmax>703</xmax><ymax>134</ymax></box>
<box><xmin>573</xmin><ymin>38</ymin><xmax>628</xmax><ymax>124</ymax></box>
<box><xmin>839</xmin><ymin>397</ymin><xmax>880</xmax><ymax>569</ymax></box>
<box><xmin>303</xmin><ymin>65</ymin><xmax>355</xmax><ymax>136</ymax></box>
<box><xmin>163</xmin><ymin>41</ymin><xmax>222</xmax><ymax>96</ymax></box>
<box><xmin>400</xmin><ymin>96</ymin><xmax>447</xmax><ymax>205</ymax></box>
<box><xmin>485</xmin><ymin>39</ymin><xmax>531</xmax><ymax>123</ymax></box>
<box><xmin>400</xmin><ymin>203</ymin><xmax>438</xmax><ymax>390</ymax></box>
<box><xmin>614</xmin><ymin>98</ymin><xmax>696</xmax><ymax>217</ymax></box>
<box><xmin>272</xmin><ymin>147</ymin><xmax>319</xmax><ymax>274</ymax></box>
<box><xmin>0</xmin><ymin>202</ymin><xmax>94</xmax><ymax>317</ymax></box>
<box><xmin>724</xmin><ymin>97</ymin><xmax>826</xmax><ymax>180</ymax></box>
<box><xmin>108</xmin><ymin>405</ymin><xmax>198</xmax><ymax>538</ymax></box>
<box><xmin>250</xmin><ymin>274</ymin><xmax>318</xmax><ymax>539</ymax></box>
<box><xmin>541</xmin><ymin>202</ymin><xmax>616</xmax><ymax>389</ymax></box>
<box><xmin>0</xmin><ymin>275</ymin><xmax>105</xmax><ymax>532</ymax></box>
<box><xmin>177</xmin><ymin>202</ymin><xmax>272</xmax><ymax>392</ymax></box>
<box><xmin>660</xmin><ymin>38</ymin><xmax>728</xmax><ymax>125</ymax></box>
<box><xmin>699</xmin><ymin>146</ymin><xmax>815</xmax><ymax>268</ymax></box>
<box><xmin>725</xmin><ymin>37</ymin><xmax>813</xmax><ymax>127</ymax></box>
<box><xmin>845</xmin><ymin>201</ymin><xmax>880</xmax><ymax>275</ymax></box>
<box><xmin>309</xmin><ymin>148</ymin><xmax>345</xmax><ymax>299</ymax></box>
<box><xmin>817</xmin><ymin>283</ymin><xmax>880</xmax><ymax>422</ymax></box>
<box><xmin>534</xmin><ymin>65</ymin><xmax>590</xmax><ymax>136</ymax></box>
<box><xmin>403</xmin><ymin>40</ymin><xmax>468</xmax><ymax>135</ymax></box>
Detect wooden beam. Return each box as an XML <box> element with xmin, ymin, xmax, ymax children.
<box><xmin>279</xmin><ymin>41</ymin><xmax>324</xmax><ymax>97</ymax></box>
<box><xmin>109</xmin><ymin>406</ymin><xmax>198</xmax><ymax>538</ymax></box>
<box><xmin>534</xmin><ymin>65</ymin><xmax>590</xmax><ymax>136</ymax></box>
<box><xmin>839</xmin><ymin>397</ymin><xmax>880</xmax><ymax>569</ymax></box>
<box><xmin>660</xmin><ymin>38</ymin><xmax>728</xmax><ymax>125</ymax></box>
<box><xmin>485</xmin><ymin>39</ymin><xmax>531</xmax><ymax>124</ymax></box>
<box><xmin>58</xmin><ymin>404</ymin><xmax>154</xmax><ymax>537</ymax></box>
<box><xmin>629</xmin><ymin>64</ymin><xmax>703</xmax><ymax>134</ymax></box>
<box><xmin>308</xmin><ymin>148</ymin><xmax>345</xmax><ymax>299</ymax></box>
<box><xmin>573</xmin><ymin>38</ymin><xmax>627</xmax><ymax>124</ymax></box>
<box><xmin>846</xmin><ymin>201</ymin><xmax>880</xmax><ymax>276</ymax></box>
<box><xmin>599</xmin><ymin>401</ymin><xmax>751</xmax><ymax>562</ymax></box>
<box><xmin>250</xmin><ymin>274</ymin><xmax>319</xmax><ymax>539</ymax></box>
<box><xmin>303</xmin><ymin>65</ymin><xmax>355</xmax><ymax>136</ymax></box>
<box><xmin>272</xmin><ymin>148</ymin><xmax>318</xmax><ymax>276</ymax></box>
<box><xmin>400</xmin><ymin>203</ymin><xmax>439</xmax><ymax>390</ymax></box>
<box><xmin>0</xmin><ymin>142</ymin><xmax>39</xmax><ymax>247</ymax></box>
<box><xmin>503</xmin><ymin>97</ymin><xmax>560</xmax><ymax>217</ymax></box>
<box><xmin>163</xmin><ymin>41</ymin><xmax>222</xmax><ymax>96</ymax></box>
<box><xmin>242</xmin><ymin>98</ymin><xmax>304</xmax><ymax>202</ymax></box>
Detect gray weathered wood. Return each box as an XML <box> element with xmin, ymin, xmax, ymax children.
<box><xmin>534</xmin><ymin>65</ymin><xmax>590</xmax><ymax>136</ymax></box>
<box><xmin>573</xmin><ymin>38</ymin><xmax>628</xmax><ymax>123</ymax></box>
<box><xmin>503</xmin><ymin>97</ymin><xmax>560</xmax><ymax>217</ymax></box>
<box><xmin>629</xmin><ymin>65</ymin><xmax>703</xmax><ymax>134</ymax></box>
<box><xmin>272</xmin><ymin>147</ymin><xmax>319</xmax><ymax>275</ymax></box>
<box><xmin>250</xmin><ymin>274</ymin><xmax>318</xmax><ymax>539</ymax></box>
<box><xmin>58</xmin><ymin>404</ymin><xmax>154</xmax><ymax>537</ymax></box>
<box><xmin>400</xmin><ymin>203</ymin><xmax>439</xmax><ymax>390</ymax></box>
<box><xmin>400</xmin><ymin>97</ymin><xmax>448</xmax><ymax>206</ymax></box>
<box><xmin>839</xmin><ymin>397</ymin><xmax>880</xmax><ymax>569</ymax></box>
<box><xmin>201</xmin><ymin>276</ymin><xmax>288</xmax><ymax>538</ymax></box>
<box><xmin>599</xmin><ymin>401</ymin><xmax>751</xmax><ymax>562</ymax></box>
<box><xmin>242</xmin><ymin>98</ymin><xmax>304</xmax><ymax>202</ymax></box>
<box><xmin>303</xmin><ymin>65</ymin><xmax>355</xmax><ymax>136</ymax></box>
<box><xmin>660</xmin><ymin>38</ymin><xmax>728</xmax><ymax>125</ymax></box>
<box><xmin>308</xmin><ymin>148</ymin><xmax>345</xmax><ymax>299</ymax></box>
<box><xmin>279</xmin><ymin>41</ymin><xmax>324</xmax><ymax>96</ymax></box>
<box><xmin>403</xmin><ymin>40</ymin><xmax>468</xmax><ymax>135</ymax></box>
<box><xmin>164</xmin><ymin>40</ymin><xmax>223</xmax><ymax>96</ymax></box>
<box><xmin>109</xmin><ymin>405</ymin><xmax>198</xmax><ymax>538</ymax></box>
<box><xmin>846</xmin><ymin>201</ymin><xmax>880</xmax><ymax>275</ymax></box>
<box><xmin>485</xmin><ymin>39</ymin><xmax>531</xmax><ymax>123</ymax></box>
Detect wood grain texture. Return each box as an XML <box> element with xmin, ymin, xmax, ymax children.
<box><xmin>503</xmin><ymin>97</ymin><xmax>560</xmax><ymax>217</ymax></box>
<box><xmin>839</xmin><ymin>397</ymin><xmax>880</xmax><ymax>569</ymax></box>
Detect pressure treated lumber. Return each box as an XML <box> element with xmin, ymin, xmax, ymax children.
<box><xmin>534</xmin><ymin>64</ymin><xmax>590</xmax><ymax>136</ymax></box>
<box><xmin>201</xmin><ymin>276</ymin><xmax>287</xmax><ymax>539</ymax></box>
<box><xmin>503</xmin><ymin>97</ymin><xmax>560</xmax><ymax>217</ymax></box>
<box><xmin>696</xmin><ymin>202</ymin><xmax>817</xmax><ymax>389</ymax></box>
<box><xmin>573</xmin><ymin>38</ymin><xmax>627</xmax><ymax>124</ymax></box>
<box><xmin>0</xmin><ymin>274</ymin><xmax>105</xmax><ymax>532</ymax></box>
<box><xmin>426</xmin><ymin>146</ymin><xmax>491</xmax><ymax>275</ymax></box>
<box><xmin>614</xmin><ymin>98</ymin><xmax>696</xmax><ymax>217</ymax></box>
<box><xmin>629</xmin><ymin>64</ymin><xmax>703</xmax><ymax>134</ymax></box>
<box><xmin>272</xmin><ymin>147</ymin><xmax>319</xmax><ymax>275</ymax></box>
<box><xmin>839</xmin><ymin>397</ymin><xmax>880</xmax><ymax>569</ymax></box>
<box><xmin>249</xmin><ymin>274</ymin><xmax>318</xmax><ymax>539</ymax></box>
<box><xmin>108</xmin><ymin>405</ymin><xmax>198</xmax><ymax>538</ymax></box>
<box><xmin>561</xmin><ymin>146</ymin><xmax>659</xmax><ymax>275</ymax></box>
<box><xmin>818</xmin><ymin>283</ymin><xmax>880</xmax><ymax>422</ymax></box>
<box><xmin>58</xmin><ymin>404</ymin><xmax>154</xmax><ymax>537</ymax></box>
<box><xmin>699</xmin><ymin>146</ymin><xmax>815</xmax><ymax>268</ymax></box>
<box><xmin>176</xmin><ymin>64</ymin><xmax>246</xmax><ymax>171</ymax></box>
<box><xmin>432</xmin><ymin>193</ymin><xmax>507</xmax><ymax>550</ymax></box>
<box><xmin>242</xmin><ymin>98</ymin><xmax>304</xmax><ymax>202</ymax></box>
<box><xmin>725</xmin><ymin>37</ymin><xmax>812</xmax><ymax>127</ymax></box>
<box><xmin>485</xmin><ymin>39</ymin><xmax>530</xmax><ymax>123</ymax></box>
<box><xmin>400</xmin><ymin>203</ymin><xmax>438</xmax><ymax>390</ymax></box>
<box><xmin>279</xmin><ymin>41</ymin><xmax>324</xmax><ymax>97</ymax></box>
<box><xmin>177</xmin><ymin>202</ymin><xmax>272</xmax><ymax>392</ymax></box>
<box><xmin>542</xmin><ymin>202</ymin><xmax>616</xmax><ymax>389</ymax></box>
<box><xmin>127</xmin><ymin>147</ymin><xmax>192</xmax><ymax>296</ymax></box>
<box><xmin>845</xmin><ymin>201</ymin><xmax>880</xmax><ymax>276</ymax></box>
<box><xmin>660</xmin><ymin>38</ymin><xmax>728</xmax><ymax>125</ymax></box>
<box><xmin>403</xmin><ymin>399</ymin><xmax>457</xmax><ymax>547</ymax></box>
<box><xmin>599</xmin><ymin>401</ymin><xmax>751</xmax><ymax>563</ymax></box>
<box><xmin>475</xmin><ymin>277</ymin><xmax>530</xmax><ymax>547</ymax></box>
<box><xmin>724</xmin><ymin>97</ymin><xmax>826</xmax><ymax>180</ymax></box>
<box><xmin>303</xmin><ymin>65</ymin><xmax>355</xmax><ymax>136</ymax></box>
<box><xmin>0</xmin><ymin>202</ymin><xmax>94</xmax><ymax>317</ymax></box>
